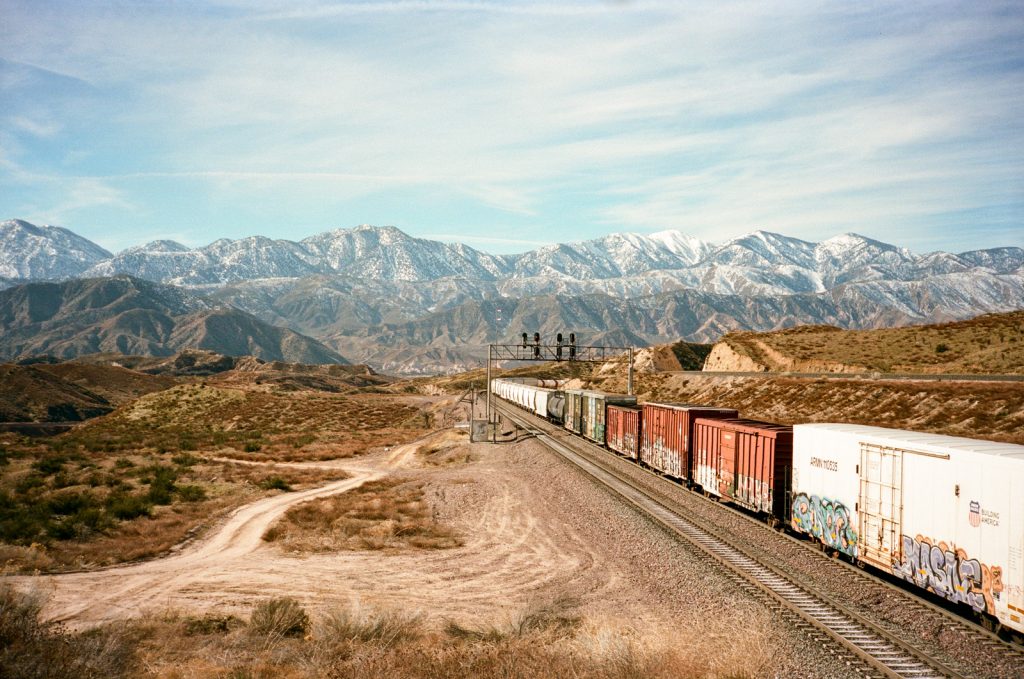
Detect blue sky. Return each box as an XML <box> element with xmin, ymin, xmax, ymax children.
<box><xmin>1</xmin><ymin>1</ymin><xmax>1022</xmax><ymax>254</ymax></box>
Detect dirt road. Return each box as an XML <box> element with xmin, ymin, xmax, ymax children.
<box><xmin>6</xmin><ymin>432</ymin><xmax>616</xmax><ymax>629</ymax></box>
<box><xmin>10</xmin><ymin>464</ymin><xmax>383</xmax><ymax>627</ymax></box>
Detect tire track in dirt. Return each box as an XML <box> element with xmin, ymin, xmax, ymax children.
<box><xmin>6</xmin><ymin>434</ymin><xmax>621</xmax><ymax>630</ymax></box>
<box><xmin>8</xmin><ymin>469</ymin><xmax>383</xmax><ymax>626</ymax></box>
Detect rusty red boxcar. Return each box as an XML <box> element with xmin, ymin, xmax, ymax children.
<box><xmin>639</xmin><ymin>403</ymin><xmax>738</xmax><ymax>481</ymax></box>
<box><xmin>606</xmin><ymin>405</ymin><xmax>642</xmax><ymax>460</ymax></box>
<box><xmin>692</xmin><ymin>418</ymin><xmax>793</xmax><ymax>516</ymax></box>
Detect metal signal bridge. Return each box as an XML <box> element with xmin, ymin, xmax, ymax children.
<box><xmin>480</xmin><ymin>332</ymin><xmax>635</xmax><ymax>443</ymax></box>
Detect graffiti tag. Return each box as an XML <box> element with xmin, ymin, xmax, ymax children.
<box><xmin>890</xmin><ymin>534</ymin><xmax>1004</xmax><ymax>615</ymax></box>
<box><xmin>791</xmin><ymin>493</ymin><xmax>858</xmax><ymax>557</ymax></box>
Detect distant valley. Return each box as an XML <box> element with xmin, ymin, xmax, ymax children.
<box><xmin>2</xmin><ymin>218</ymin><xmax>1023</xmax><ymax>374</ymax></box>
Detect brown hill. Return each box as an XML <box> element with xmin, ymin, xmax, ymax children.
<box><xmin>0</xmin><ymin>276</ymin><xmax>348</xmax><ymax>365</ymax></box>
<box><xmin>703</xmin><ymin>311</ymin><xmax>1024</xmax><ymax>374</ymax></box>
<box><xmin>0</xmin><ymin>362</ymin><xmax>175</xmax><ymax>422</ymax></box>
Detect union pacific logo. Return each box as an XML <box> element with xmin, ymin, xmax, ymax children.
<box><xmin>969</xmin><ymin>500</ymin><xmax>981</xmax><ymax>528</ymax></box>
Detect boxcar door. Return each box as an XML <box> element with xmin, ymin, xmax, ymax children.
<box><xmin>858</xmin><ymin>443</ymin><xmax>903</xmax><ymax>571</ymax></box>
<box><xmin>720</xmin><ymin>430</ymin><xmax>737</xmax><ymax>499</ymax></box>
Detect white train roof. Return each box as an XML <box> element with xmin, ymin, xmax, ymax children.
<box><xmin>795</xmin><ymin>423</ymin><xmax>1024</xmax><ymax>461</ymax></box>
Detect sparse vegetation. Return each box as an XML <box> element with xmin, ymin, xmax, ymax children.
<box><xmin>709</xmin><ymin>311</ymin><xmax>1024</xmax><ymax>374</ymax></box>
<box><xmin>263</xmin><ymin>478</ymin><xmax>460</xmax><ymax>552</ymax></box>
<box><xmin>249</xmin><ymin>597</ymin><xmax>310</xmax><ymax>639</ymax></box>
<box><xmin>318</xmin><ymin>603</ymin><xmax>424</xmax><ymax>646</ymax></box>
<box><xmin>0</xmin><ymin>584</ymin><xmax>139</xmax><ymax>678</ymax></box>
<box><xmin>258</xmin><ymin>476</ymin><xmax>293</xmax><ymax>492</ymax></box>
<box><xmin>105</xmin><ymin>597</ymin><xmax>770</xmax><ymax>678</ymax></box>
<box><xmin>0</xmin><ymin>374</ymin><xmax>438</xmax><ymax>571</ymax></box>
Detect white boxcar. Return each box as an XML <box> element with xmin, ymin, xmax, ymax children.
<box><xmin>533</xmin><ymin>388</ymin><xmax>552</xmax><ymax>418</ymax></box>
<box><xmin>791</xmin><ymin>423</ymin><xmax>1024</xmax><ymax>634</ymax></box>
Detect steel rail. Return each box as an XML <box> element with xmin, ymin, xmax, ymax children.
<box><xmin>494</xmin><ymin>400</ymin><xmax>964</xmax><ymax>679</ymax></box>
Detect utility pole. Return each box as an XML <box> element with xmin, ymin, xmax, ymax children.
<box><xmin>628</xmin><ymin>346</ymin><xmax>634</xmax><ymax>396</ymax></box>
<box><xmin>486</xmin><ymin>343</ymin><xmax>493</xmax><ymax>443</ymax></box>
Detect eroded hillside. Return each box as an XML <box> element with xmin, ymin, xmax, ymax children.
<box><xmin>703</xmin><ymin>310</ymin><xmax>1024</xmax><ymax>373</ymax></box>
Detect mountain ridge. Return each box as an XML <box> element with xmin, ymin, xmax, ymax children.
<box><xmin>0</xmin><ymin>276</ymin><xmax>348</xmax><ymax>365</ymax></box>
<box><xmin>3</xmin><ymin>218</ymin><xmax>1022</xmax><ymax>374</ymax></box>
<box><xmin>6</xmin><ymin>218</ymin><xmax>1021</xmax><ymax>291</ymax></box>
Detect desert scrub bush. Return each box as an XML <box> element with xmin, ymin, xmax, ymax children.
<box><xmin>258</xmin><ymin>476</ymin><xmax>292</xmax><ymax>492</ymax></box>
<box><xmin>0</xmin><ymin>584</ymin><xmax>139</xmax><ymax>678</ymax></box>
<box><xmin>249</xmin><ymin>597</ymin><xmax>309</xmax><ymax>639</ymax></box>
<box><xmin>31</xmin><ymin>454</ymin><xmax>67</xmax><ymax>476</ymax></box>
<box><xmin>317</xmin><ymin>603</ymin><xmax>424</xmax><ymax>647</ymax></box>
<box><xmin>184</xmin><ymin>612</ymin><xmax>242</xmax><ymax>636</ymax></box>
<box><xmin>171</xmin><ymin>452</ymin><xmax>200</xmax><ymax>467</ymax></box>
<box><xmin>286</xmin><ymin>433</ymin><xmax>317</xmax><ymax>449</ymax></box>
<box><xmin>445</xmin><ymin>596</ymin><xmax>581</xmax><ymax>642</ymax></box>
<box><xmin>105</xmin><ymin>492</ymin><xmax>153</xmax><ymax>520</ymax></box>
<box><xmin>139</xmin><ymin>465</ymin><xmax>178</xmax><ymax>505</ymax></box>
<box><xmin>175</xmin><ymin>484</ymin><xmax>207</xmax><ymax>502</ymax></box>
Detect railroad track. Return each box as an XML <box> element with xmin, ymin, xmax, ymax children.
<box><xmin>493</xmin><ymin>400</ymin><xmax>969</xmax><ymax>679</ymax></box>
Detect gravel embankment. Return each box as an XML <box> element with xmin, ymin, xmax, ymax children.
<box><xmin>480</xmin><ymin>434</ymin><xmax>859</xmax><ymax>678</ymax></box>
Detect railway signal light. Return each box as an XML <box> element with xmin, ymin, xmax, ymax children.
<box><xmin>521</xmin><ymin>332</ymin><xmax>528</xmax><ymax>348</ymax></box>
<box><xmin>569</xmin><ymin>332</ymin><xmax>576</xmax><ymax>359</ymax></box>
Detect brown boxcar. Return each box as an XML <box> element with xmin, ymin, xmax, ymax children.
<box><xmin>606</xmin><ymin>405</ymin><xmax>642</xmax><ymax>460</ymax></box>
<box><xmin>639</xmin><ymin>403</ymin><xmax>738</xmax><ymax>481</ymax></box>
<box><xmin>692</xmin><ymin>418</ymin><xmax>793</xmax><ymax>517</ymax></box>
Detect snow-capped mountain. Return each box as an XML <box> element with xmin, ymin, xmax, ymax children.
<box><xmin>299</xmin><ymin>225</ymin><xmax>513</xmax><ymax>281</ymax></box>
<box><xmin>0</xmin><ymin>219</ymin><xmax>112</xmax><ymax>280</ymax></box>
<box><xmin>7</xmin><ymin>218</ymin><xmax>1020</xmax><ymax>296</ymax></box>
<box><xmin>2</xmin><ymin>217</ymin><xmax>1022</xmax><ymax>374</ymax></box>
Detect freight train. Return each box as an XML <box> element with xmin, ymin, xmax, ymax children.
<box><xmin>491</xmin><ymin>377</ymin><xmax>1024</xmax><ymax>638</ymax></box>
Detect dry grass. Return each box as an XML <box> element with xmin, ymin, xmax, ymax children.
<box><xmin>1</xmin><ymin>583</ymin><xmax>774</xmax><ymax>677</ymax></box>
<box><xmin>0</xmin><ymin>382</ymin><xmax>436</xmax><ymax>572</ymax></box>
<box><xmin>263</xmin><ymin>478</ymin><xmax>460</xmax><ymax>552</ymax></box>
<box><xmin>116</xmin><ymin>596</ymin><xmax>772</xmax><ymax>678</ymax></box>
<box><xmin>317</xmin><ymin>602</ymin><xmax>425</xmax><ymax>647</ymax></box>
<box><xmin>715</xmin><ymin>311</ymin><xmax>1024</xmax><ymax>374</ymax></box>
<box><xmin>0</xmin><ymin>583</ymin><xmax>140</xmax><ymax>679</ymax></box>
<box><xmin>0</xmin><ymin>442</ymin><xmax>349</xmax><ymax>573</ymax></box>
<box><xmin>248</xmin><ymin>598</ymin><xmax>309</xmax><ymax>640</ymax></box>
<box><xmin>67</xmin><ymin>384</ymin><xmax>434</xmax><ymax>462</ymax></box>
<box><xmin>415</xmin><ymin>429</ymin><xmax>475</xmax><ymax>467</ymax></box>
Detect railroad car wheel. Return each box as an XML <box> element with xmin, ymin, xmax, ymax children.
<box><xmin>979</xmin><ymin>615</ymin><xmax>1000</xmax><ymax>635</ymax></box>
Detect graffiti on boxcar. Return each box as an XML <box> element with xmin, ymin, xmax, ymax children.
<box><xmin>890</xmin><ymin>534</ymin><xmax>1004</xmax><ymax>615</ymax></box>
<box><xmin>790</xmin><ymin>493</ymin><xmax>858</xmax><ymax>557</ymax></box>
<box><xmin>736</xmin><ymin>474</ymin><xmax>772</xmax><ymax>512</ymax></box>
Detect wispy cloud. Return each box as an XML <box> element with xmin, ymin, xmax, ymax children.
<box><xmin>0</xmin><ymin>1</ymin><xmax>1021</xmax><ymax>252</ymax></box>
